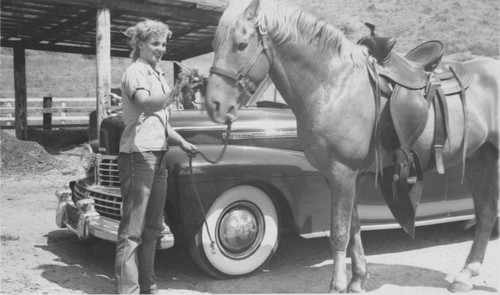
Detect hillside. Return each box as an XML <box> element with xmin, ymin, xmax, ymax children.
<box><xmin>0</xmin><ymin>0</ymin><xmax>498</xmax><ymax>98</ymax></box>
<box><xmin>290</xmin><ymin>0</ymin><xmax>499</xmax><ymax>56</ymax></box>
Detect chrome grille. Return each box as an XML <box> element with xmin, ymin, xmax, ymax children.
<box><xmin>88</xmin><ymin>190</ymin><xmax>122</xmax><ymax>219</ymax></box>
<box><xmin>98</xmin><ymin>155</ymin><xmax>120</xmax><ymax>187</ymax></box>
<box><xmin>73</xmin><ymin>181</ymin><xmax>122</xmax><ymax>220</ymax></box>
<box><xmin>71</xmin><ymin>154</ymin><xmax>122</xmax><ymax>220</ymax></box>
<box><xmin>73</xmin><ymin>182</ymin><xmax>87</xmax><ymax>201</ymax></box>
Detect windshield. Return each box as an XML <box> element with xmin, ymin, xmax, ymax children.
<box><xmin>170</xmin><ymin>76</ymin><xmax>288</xmax><ymax>111</ymax></box>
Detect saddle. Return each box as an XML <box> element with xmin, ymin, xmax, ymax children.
<box><xmin>358</xmin><ymin>23</ymin><xmax>471</xmax><ymax>238</ymax></box>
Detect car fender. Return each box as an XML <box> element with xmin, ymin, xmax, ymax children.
<box><xmin>165</xmin><ymin>145</ymin><xmax>329</xmax><ymax>240</ymax></box>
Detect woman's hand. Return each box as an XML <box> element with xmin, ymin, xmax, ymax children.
<box><xmin>179</xmin><ymin>140</ymin><xmax>197</xmax><ymax>156</ymax></box>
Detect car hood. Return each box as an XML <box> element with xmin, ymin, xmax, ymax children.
<box><xmin>170</xmin><ymin>107</ymin><xmax>296</xmax><ymax>130</ymax></box>
<box><xmin>99</xmin><ymin>107</ymin><xmax>302</xmax><ymax>155</ymax></box>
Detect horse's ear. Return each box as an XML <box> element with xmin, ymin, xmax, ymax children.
<box><xmin>244</xmin><ymin>0</ymin><xmax>259</xmax><ymax>19</ymax></box>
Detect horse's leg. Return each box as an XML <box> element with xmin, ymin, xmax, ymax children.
<box><xmin>325</xmin><ymin>162</ymin><xmax>358</xmax><ymax>293</ymax></box>
<box><xmin>347</xmin><ymin>201</ymin><xmax>367</xmax><ymax>293</ymax></box>
<box><xmin>450</xmin><ymin>143</ymin><xmax>499</xmax><ymax>292</ymax></box>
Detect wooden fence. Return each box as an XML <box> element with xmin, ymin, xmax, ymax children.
<box><xmin>0</xmin><ymin>97</ymin><xmax>95</xmax><ymax>129</ymax></box>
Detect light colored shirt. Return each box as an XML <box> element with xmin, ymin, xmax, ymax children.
<box><xmin>119</xmin><ymin>58</ymin><xmax>171</xmax><ymax>153</ymax></box>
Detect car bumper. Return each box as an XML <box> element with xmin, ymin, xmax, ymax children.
<box><xmin>55</xmin><ymin>188</ymin><xmax>118</xmax><ymax>242</ymax></box>
<box><xmin>55</xmin><ymin>188</ymin><xmax>173</xmax><ymax>249</ymax></box>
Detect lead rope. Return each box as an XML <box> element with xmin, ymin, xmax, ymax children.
<box><xmin>188</xmin><ymin>123</ymin><xmax>232</xmax><ymax>254</ymax></box>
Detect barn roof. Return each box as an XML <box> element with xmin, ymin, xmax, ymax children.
<box><xmin>1</xmin><ymin>0</ymin><xmax>225</xmax><ymax>60</ymax></box>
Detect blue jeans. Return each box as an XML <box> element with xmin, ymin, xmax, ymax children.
<box><xmin>115</xmin><ymin>151</ymin><xmax>168</xmax><ymax>294</ymax></box>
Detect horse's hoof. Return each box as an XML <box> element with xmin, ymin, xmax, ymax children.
<box><xmin>449</xmin><ymin>280</ymin><xmax>473</xmax><ymax>293</ymax></box>
<box><xmin>329</xmin><ymin>282</ymin><xmax>347</xmax><ymax>293</ymax></box>
<box><xmin>347</xmin><ymin>284</ymin><xmax>366</xmax><ymax>293</ymax></box>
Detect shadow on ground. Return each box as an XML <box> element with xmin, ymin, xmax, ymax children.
<box><xmin>36</xmin><ymin>230</ymin><xmax>115</xmax><ymax>293</ymax></box>
<box><xmin>35</xmin><ymin>221</ymin><xmax>498</xmax><ymax>293</ymax></box>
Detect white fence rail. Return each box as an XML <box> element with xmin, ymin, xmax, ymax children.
<box><xmin>0</xmin><ymin>97</ymin><xmax>95</xmax><ymax>128</ymax></box>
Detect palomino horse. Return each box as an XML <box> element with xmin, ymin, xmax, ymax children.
<box><xmin>204</xmin><ymin>0</ymin><xmax>499</xmax><ymax>292</ymax></box>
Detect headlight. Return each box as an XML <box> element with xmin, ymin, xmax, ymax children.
<box><xmin>81</xmin><ymin>144</ymin><xmax>96</xmax><ymax>171</ymax></box>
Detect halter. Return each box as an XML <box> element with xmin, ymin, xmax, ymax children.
<box><xmin>209</xmin><ymin>23</ymin><xmax>274</xmax><ymax>96</ymax></box>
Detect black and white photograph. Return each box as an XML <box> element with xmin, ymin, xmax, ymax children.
<box><xmin>1</xmin><ymin>0</ymin><xmax>499</xmax><ymax>294</ymax></box>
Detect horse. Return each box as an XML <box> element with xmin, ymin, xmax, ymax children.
<box><xmin>204</xmin><ymin>0</ymin><xmax>499</xmax><ymax>293</ymax></box>
<box><xmin>172</xmin><ymin>62</ymin><xmax>206</xmax><ymax>110</ymax></box>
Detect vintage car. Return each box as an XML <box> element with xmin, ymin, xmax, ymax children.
<box><xmin>55</xmin><ymin>82</ymin><xmax>474</xmax><ymax>279</ymax></box>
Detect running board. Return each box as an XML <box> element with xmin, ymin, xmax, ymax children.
<box><xmin>300</xmin><ymin>214</ymin><xmax>475</xmax><ymax>239</ymax></box>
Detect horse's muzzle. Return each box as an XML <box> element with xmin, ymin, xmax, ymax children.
<box><xmin>225</xmin><ymin>112</ymin><xmax>237</xmax><ymax>124</ymax></box>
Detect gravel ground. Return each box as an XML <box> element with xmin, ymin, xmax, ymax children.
<box><xmin>1</xmin><ymin>141</ymin><xmax>499</xmax><ymax>294</ymax></box>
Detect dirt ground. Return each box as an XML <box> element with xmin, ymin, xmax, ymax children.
<box><xmin>1</xmin><ymin>131</ymin><xmax>499</xmax><ymax>294</ymax></box>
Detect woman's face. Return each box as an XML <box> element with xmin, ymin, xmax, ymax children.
<box><xmin>139</xmin><ymin>33</ymin><xmax>167</xmax><ymax>68</ymax></box>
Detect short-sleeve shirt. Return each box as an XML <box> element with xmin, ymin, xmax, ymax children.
<box><xmin>119</xmin><ymin>58</ymin><xmax>171</xmax><ymax>153</ymax></box>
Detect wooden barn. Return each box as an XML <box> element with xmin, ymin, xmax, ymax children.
<box><xmin>1</xmin><ymin>0</ymin><xmax>225</xmax><ymax>139</ymax></box>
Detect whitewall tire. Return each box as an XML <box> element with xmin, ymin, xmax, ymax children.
<box><xmin>189</xmin><ymin>185</ymin><xmax>279</xmax><ymax>279</ymax></box>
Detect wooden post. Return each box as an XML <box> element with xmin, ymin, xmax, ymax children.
<box><xmin>96</xmin><ymin>7</ymin><xmax>111</xmax><ymax>139</ymax></box>
<box><xmin>14</xmin><ymin>45</ymin><xmax>27</xmax><ymax>140</ymax></box>
<box><xmin>43</xmin><ymin>96</ymin><xmax>53</xmax><ymax>130</ymax></box>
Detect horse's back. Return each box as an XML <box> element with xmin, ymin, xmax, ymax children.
<box><xmin>412</xmin><ymin>56</ymin><xmax>499</xmax><ymax>168</ymax></box>
<box><xmin>461</xmin><ymin>56</ymin><xmax>499</xmax><ymax>147</ymax></box>
<box><xmin>441</xmin><ymin>56</ymin><xmax>498</xmax><ymax>142</ymax></box>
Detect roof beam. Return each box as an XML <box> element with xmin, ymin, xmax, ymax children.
<box><xmin>1</xmin><ymin>1</ymin><xmax>88</xmax><ymax>41</ymax></box>
<box><xmin>28</xmin><ymin>9</ymin><xmax>98</xmax><ymax>44</ymax></box>
<box><xmin>1</xmin><ymin>40</ymin><xmax>130</xmax><ymax>58</ymax></box>
<box><xmin>0</xmin><ymin>0</ymin><xmax>222</xmax><ymax>60</ymax></box>
<box><xmin>35</xmin><ymin>0</ymin><xmax>221</xmax><ymax>25</ymax></box>
<box><xmin>149</xmin><ymin>0</ymin><xmax>225</xmax><ymax>11</ymax></box>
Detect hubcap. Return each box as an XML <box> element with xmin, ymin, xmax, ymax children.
<box><xmin>217</xmin><ymin>201</ymin><xmax>264</xmax><ymax>259</ymax></box>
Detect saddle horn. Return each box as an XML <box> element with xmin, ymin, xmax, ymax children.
<box><xmin>358</xmin><ymin>23</ymin><xmax>396</xmax><ymax>62</ymax></box>
<box><xmin>365</xmin><ymin>22</ymin><xmax>376</xmax><ymax>36</ymax></box>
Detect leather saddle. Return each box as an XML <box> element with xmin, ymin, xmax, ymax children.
<box><xmin>358</xmin><ymin>23</ymin><xmax>471</xmax><ymax>238</ymax></box>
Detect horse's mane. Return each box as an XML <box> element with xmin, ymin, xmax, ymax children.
<box><xmin>214</xmin><ymin>0</ymin><xmax>366</xmax><ymax>66</ymax></box>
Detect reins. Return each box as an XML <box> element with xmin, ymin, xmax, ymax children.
<box><xmin>185</xmin><ymin>23</ymin><xmax>272</xmax><ymax>253</ymax></box>
<box><xmin>187</xmin><ymin>123</ymin><xmax>232</xmax><ymax>253</ymax></box>
<box><xmin>172</xmin><ymin>60</ymin><xmax>233</xmax><ymax>253</ymax></box>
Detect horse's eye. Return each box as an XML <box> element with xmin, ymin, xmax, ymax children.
<box><xmin>238</xmin><ymin>42</ymin><xmax>248</xmax><ymax>51</ymax></box>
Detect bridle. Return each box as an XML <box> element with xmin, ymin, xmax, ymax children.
<box><xmin>209</xmin><ymin>23</ymin><xmax>274</xmax><ymax>97</ymax></box>
<box><xmin>190</xmin><ymin>24</ymin><xmax>273</xmax><ymax>253</ymax></box>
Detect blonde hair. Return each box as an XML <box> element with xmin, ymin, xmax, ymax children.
<box><xmin>124</xmin><ymin>19</ymin><xmax>172</xmax><ymax>61</ymax></box>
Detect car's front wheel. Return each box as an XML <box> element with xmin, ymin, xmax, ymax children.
<box><xmin>189</xmin><ymin>185</ymin><xmax>280</xmax><ymax>279</ymax></box>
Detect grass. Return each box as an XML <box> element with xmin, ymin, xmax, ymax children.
<box><xmin>0</xmin><ymin>0</ymin><xmax>498</xmax><ymax>99</ymax></box>
<box><xmin>289</xmin><ymin>0</ymin><xmax>499</xmax><ymax>56</ymax></box>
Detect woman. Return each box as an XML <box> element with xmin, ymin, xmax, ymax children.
<box><xmin>115</xmin><ymin>19</ymin><xmax>197</xmax><ymax>294</ymax></box>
